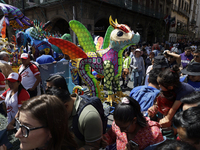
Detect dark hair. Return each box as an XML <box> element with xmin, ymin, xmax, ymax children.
<box><xmin>185</xmin><ymin>47</ymin><xmax>192</xmax><ymax>51</ymax></box>
<box><xmin>39</xmin><ymin>50</ymin><xmax>46</xmax><ymax>55</ymax></box>
<box><xmin>180</xmin><ymin>91</ymin><xmax>200</xmax><ymax>105</ymax></box>
<box><xmin>46</xmin><ymin>75</ymin><xmax>69</xmax><ymax>91</ymax></box>
<box><xmin>155</xmin><ymin>140</ymin><xmax>197</xmax><ymax>150</ymax></box>
<box><xmin>173</xmin><ymin>106</ymin><xmax>200</xmax><ymax>143</ymax></box>
<box><xmin>114</xmin><ymin>96</ymin><xmax>147</xmax><ymax>127</ymax></box>
<box><xmin>125</xmin><ymin>51</ymin><xmax>130</xmax><ymax>56</ymax></box>
<box><xmin>157</xmin><ymin>65</ymin><xmax>180</xmax><ymax>89</ymax></box>
<box><xmin>148</xmin><ymin>68</ymin><xmax>160</xmax><ymax>86</ymax></box>
<box><xmin>46</xmin><ymin>86</ymin><xmax>71</xmax><ymax>103</ymax></box>
<box><xmin>193</xmin><ymin>49</ymin><xmax>200</xmax><ymax>54</ymax></box>
<box><xmin>19</xmin><ymin>95</ymin><xmax>77</xmax><ymax>150</ymax></box>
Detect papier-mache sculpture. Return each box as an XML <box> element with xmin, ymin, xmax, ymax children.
<box><xmin>49</xmin><ymin>16</ymin><xmax>140</xmax><ymax>105</ymax></box>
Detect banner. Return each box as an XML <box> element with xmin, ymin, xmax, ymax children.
<box><xmin>39</xmin><ymin>60</ymin><xmax>75</xmax><ymax>94</ymax></box>
<box><xmin>0</xmin><ymin>16</ymin><xmax>6</xmax><ymax>38</ymax></box>
<box><xmin>170</xmin><ymin>17</ymin><xmax>176</xmax><ymax>27</ymax></box>
<box><xmin>164</xmin><ymin>15</ymin><xmax>170</xmax><ymax>25</ymax></box>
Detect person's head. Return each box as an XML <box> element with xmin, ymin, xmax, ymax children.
<box><xmin>15</xmin><ymin>94</ymin><xmax>76</xmax><ymax>150</ymax></box>
<box><xmin>174</xmin><ymin>106</ymin><xmax>200</xmax><ymax>149</ymax></box>
<box><xmin>46</xmin><ymin>75</ymin><xmax>69</xmax><ymax>91</ymax></box>
<box><xmin>39</xmin><ymin>50</ymin><xmax>46</xmax><ymax>56</ymax></box>
<box><xmin>0</xmin><ymin>51</ymin><xmax>9</xmax><ymax>61</ymax></box>
<box><xmin>181</xmin><ymin>62</ymin><xmax>200</xmax><ymax>82</ymax></box>
<box><xmin>148</xmin><ymin>68</ymin><xmax>160</xmax><ymax>88</ymax></box>
<box><xmin>125</xmin><ymin>51</ymin><xmax>130</xmax><ymax>57</ymax></box>
<box><xmin>153</xmin><ymin>55</ymin><xmax>169</xmax><ymax>70</ymax></box>
<box><xmin>184</xmin><ymin>47</ymin><xmax>192</xmax><ymax>56</ymax></box>
<box><xmin>46</xmin><ymin>87</ymin><xmax>72</xmax><ymax>118</ymax></box>
<box><xmin>149</xmin><ymin>52</ymin><xmax>155</xmax><ymax>59</ymax></box>
<box><xmin>181</xmin><ymin>91</ymin><xmax>200</xmax><ymax>111</ymax></box>
<box><xmin>64</xmin><ymin>54</ymin><xmax>70</xmax><ymax>60</ymax></box>
<box><xmin>113</xmin><ymin>96</ymin><xmax>147</xmax><ymax>133</ymax></box>
<box><xmin>6</xmin><ymin>72</ymin><xmax>22</xmax><ymax>92</ymax></box>
<box><xmin>157</xmin><ymin>65</ymin><xmax>180</xmax><ymax>91</ymax></box>
<box><xmin>193</xmin><ymin>49</ymin><xmax>200</xmax><ymax>63</ymax></box>
<box><xmin>20</xmin><ymin>53</ymin><xmax>31</xmax><ymax>67</ymax></box>
<box><xmin>155</xmin><ymin>139</ymin><xmax>197</xmax><ymax>150</ymax></box>
<box><xmin>134</xmin><ymin>49</ymin><xmax>143</xmax><ymax>57</ymax></box>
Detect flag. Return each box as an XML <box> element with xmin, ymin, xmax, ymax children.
<box><xmin>170</xmin><ymin>17</ymin><xmax>176</xmax><ymax>27</ymax></box>
<box><xmin>164</xmin><ymin>15</ymin><xmax>171</xmax><ymax>25</ymax></box>
<box><xmin>0</xmin><ymin>16</ymin><xmax>6</xmax><ymax>38</ymax></box>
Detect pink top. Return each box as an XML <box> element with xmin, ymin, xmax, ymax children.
<box><xmin>104</xmin><ymin>117</ymin><xmax>164</xmax><ymax>150</ymax></box>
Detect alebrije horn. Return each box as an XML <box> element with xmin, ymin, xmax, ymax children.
<box><xmin>109</xmin><ymin>16</ymin><xmax>118</xmax><ymax>29</ymax></box>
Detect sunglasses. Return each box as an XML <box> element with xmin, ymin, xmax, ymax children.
<box><xmin>194</xmin><ymin>55</ymin><xmax>199</xmax><ymax>58</ymax></box>
<box><xmin>15</xmin><ymin>118</ymin><xmax>46</xmax><ymax>138</ymax></box>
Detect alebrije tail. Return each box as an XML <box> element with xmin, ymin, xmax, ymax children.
<box><xmin>77</xmin><ymin>57</ymin><xmax>104</xmax><ymax>98</ymax></box>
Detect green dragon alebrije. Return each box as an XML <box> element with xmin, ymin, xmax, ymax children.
<box><xmin>48</xmin><ymin>16</ymin><xmax>140</xmax><ymax>104</ymax></box>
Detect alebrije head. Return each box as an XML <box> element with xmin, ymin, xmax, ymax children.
<box><xmin>109</xmin><ymin>16</ymin><xmax>140</xmax><ymax>51</ymax></box>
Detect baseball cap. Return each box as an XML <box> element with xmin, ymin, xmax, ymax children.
<box><xmin>20</xmin><ymin>53</ymin><xmax>29</xmax><ymax>59</ymax></box>
<box><xmin>6</xmin><ymin>72</ymin><xmax>22</xmax><ymax>82</ymax></box>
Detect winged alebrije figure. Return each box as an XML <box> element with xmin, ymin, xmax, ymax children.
<box><xmin>0</xmin><ymin>3</ymin><xmax>31</xmax><ymax>27</ymax></box>
<box><xmin>49</xmin><ymin>16</ymin><xmax>140</xmax><ymax>105</ymax></box>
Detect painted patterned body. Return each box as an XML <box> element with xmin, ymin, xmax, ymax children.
<box><xmin>49</xmin><ymin>17</ymin><xmax>140</xmax><ymax>101</ymax></box>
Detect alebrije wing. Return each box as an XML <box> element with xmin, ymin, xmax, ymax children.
<box><xmin>102</xmin><ymin>25</ymin><xmax>114</xmax><ymax>49</ymax></box>
<box><xmin>48</xmin><ymin>37</ymin><xmax>87</xmax><ymax>59</ymax></box>
<box><xmin>69</xmin><ymin>20</ymin><xmax>96</xmax><ymax>53</ymax></box>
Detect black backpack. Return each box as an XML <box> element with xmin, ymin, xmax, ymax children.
<box><xmin>72</xmin><ymin>95</ymin><xmax>108</xmax><ymax>141</ymax></box>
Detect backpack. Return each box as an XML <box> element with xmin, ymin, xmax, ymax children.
<box><xmin>72</xmin><ymin>95</ymin><xmax>108</xmax><ymax>141</ymax></box>
<box><xmin>131</xmin><ymin>86</ymin><xmax>160</xmax><ymax>113</ymax></box>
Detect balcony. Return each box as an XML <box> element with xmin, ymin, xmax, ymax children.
<box><xmin>2</xmin><ymin>0</ymin><xmax>165</xmax><ymax>19</ymax></box>
<box><xmin>178</xmin><ymin>8</ymin><xmax>190</xmax><ymax>18</ymax></box>
<box><xmin>172</xmin><ymin>4</ymin><xmax>178</xmax><ymax>11</ymax></box>
<box><xmin>98</xmin><ymin>0</ymin><xmax>165</xmax><ymax>19</ymax></box>
<box><xmin>176</xmin><ymin>28</ymin><xmax>188</xmax><ymax>35</ymax></box>
<box><xmin>8</xmin><ymin>0</ymin><xmax>61</xmax><ymax>9</ymax></box>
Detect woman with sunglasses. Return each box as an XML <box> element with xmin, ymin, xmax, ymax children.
<box><xmin>102</xmin><ymin>96</ymin><xmax>164</xmax><ymax>150</ymax></box>
<box><xmin>10</xmin><ymin>94</ymin><xmax>77</xmax><ymax>150</ymax></box>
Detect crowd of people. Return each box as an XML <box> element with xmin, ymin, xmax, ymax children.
<box><xmin>0</xmin><ymin>40</ymin><xmax>200</xmax><ymax>150</ymax></box>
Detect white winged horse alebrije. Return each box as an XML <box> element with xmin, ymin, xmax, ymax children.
<box><xmin>48</xmin><ymin>16</ymin><xmax>140</xmax><ymax>105</ymax></box>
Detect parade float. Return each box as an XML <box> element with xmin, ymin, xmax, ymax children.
<box><xmin>49</xmin><ymin>16</ymin><xmax>140</xmax><ymax>104</ymax></box>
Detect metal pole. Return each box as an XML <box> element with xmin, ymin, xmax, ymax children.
<box><xmin>73</xmin><ymin>6</ymin><xmax>76</xmax><ymax>45</ymax></box>
<box><xmin>22</xmin><ymin>0</ymin><xmax>25</xmax><ymax>15</ymax></box>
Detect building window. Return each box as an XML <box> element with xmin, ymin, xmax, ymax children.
<box><xmin>159</xmin><ymin>4</ymin><xmax>163</xmax><ymax>12</ymax></box>
<box><xmin>166</xmin><ymin>7</ymin><xmax>169</xmax><ymax>14</ymax></box>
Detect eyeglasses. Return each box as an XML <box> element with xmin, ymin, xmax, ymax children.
<box><xmin>194</xmin><ymin>55</ymin><xmax>199</xmax><ymax>58</ymax></box>
<box><xmin>15</xmin><ymin>118</ymin><xmax>46</xmax><ymax>138</ymax></box>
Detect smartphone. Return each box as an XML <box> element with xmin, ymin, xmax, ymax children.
<box><xmin>129</xmin><ymin>140</ymin><xmax>139</xmax><ymax>147</ymax></box>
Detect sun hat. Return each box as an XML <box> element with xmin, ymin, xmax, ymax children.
<box><xmin>20</xmin><ymin>53</ymin><xmax>29</xmax><ymax>59</ymax></box>
<box><xmin>6</xmin><ymin>72</ymin><xmax>22</xmax><ymax>82</ymax></box>
<box><xmin>133</xmin><ymin>49</ymin><xmax>143</xmax><ymax>55</ymax></box>
<box><xmin>153</xmin><ymin>55</ymin><xmax>169</xmax><ymax>69</ymax></box>
<box><xmin>181</xmin><ymin>62</ymin><xmax>200</xmax><ymax>76</ymax></box>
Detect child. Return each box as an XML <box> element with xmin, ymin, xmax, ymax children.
<box><xmin>122</xmin><ymin>51</ymin><xmax>131</xmax><ymax>88</ymax></box>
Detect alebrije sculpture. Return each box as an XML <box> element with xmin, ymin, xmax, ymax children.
<box><xmin>49</xmin><ymin>16</ymin><xmax>140</xmax><ymax>105</ymax></box>
<box><xmin>0</xmin><ymin>3</ymin><xmax>31</xmax><ymax>27</ymax></box>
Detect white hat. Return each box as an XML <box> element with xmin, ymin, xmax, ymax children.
<box><xmin>20</xmin><ymin>53</ymin><xmax>29</xmax><ymax>59</ymax></box>
<box><xmin>6</xmin><ymin>72</ymin><xmax>22</xmax><ymax>82</ymax></box>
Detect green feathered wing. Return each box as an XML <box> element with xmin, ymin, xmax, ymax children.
<box><xmin>69</xmin><ymin>20</ymin><xmax>96</xmax><ymax>53</ymax></box>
